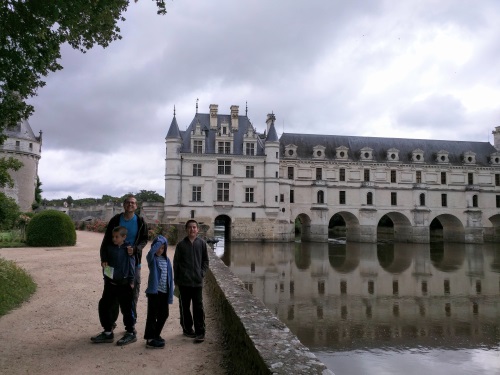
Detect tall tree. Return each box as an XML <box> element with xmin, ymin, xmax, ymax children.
<box><xmin>0</xmin><ymin>0</ymin><xmax>167</xmax><ymax>136</ymax></box>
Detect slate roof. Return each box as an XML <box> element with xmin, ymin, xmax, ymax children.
<box><xmin>177</xmin><ymin>113</ymin><xmax>265</xmax><ymax>156</ymax></box>
<box><xmin>4</xmin><ymin>119</ymin><xmax>40</xmax><ymax>142</ymax></box>
<box><xmin>279</xmin><ymin>133</ymin><xmax>498</xmax><ymax>166</ymax></box>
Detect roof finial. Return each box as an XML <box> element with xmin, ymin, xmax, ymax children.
<box><xmin>196</xmin><ymin>98</ymin><xmax>199</xmax><ymax>115</ymax></box>
<box><xmin>246</xmin><ymin>101</ymin><xmax>248</xmax><ymax>116</ymax></box>
<box><xmin>173</xmin><ymin>105</ymin><xmax>176</xmax><ymax>117</ymax></box>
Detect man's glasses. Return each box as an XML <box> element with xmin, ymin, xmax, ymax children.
<box><xmin>125</xmin><ymin>201</ymin><xmax>136</xmax><ymax>205</ymax></box>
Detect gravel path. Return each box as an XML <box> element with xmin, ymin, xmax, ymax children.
<box><xmin>0</xmin><ymin>230</ymin><xmax>228</xmax><ymax>375</ymax></box>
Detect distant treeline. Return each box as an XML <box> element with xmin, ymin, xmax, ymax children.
<box><xmin>43</xmin><ymin>190</ymin><xmax>164</xmax><ymax>207</ymax></box>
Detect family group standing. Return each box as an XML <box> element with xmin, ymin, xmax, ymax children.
<box><xmin>90</xmin><ymin>195</ymin><xmax>209</xmax><ymax>349</ymax></box>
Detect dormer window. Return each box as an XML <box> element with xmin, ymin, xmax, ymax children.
<box><xmin>387</xmin><ymin>148</ymin><xmax>400</xmax><ymax>162</ymax></box>
<box><xmin>462</xmin><ymin>151</ymin><xmax>476</xmax><ymax>165</ymax></box>
<box><xmin>360</xmin><ymin>147</ymin><xmax>373</xmax><ymax>161</ymax></box>
<box><xmin>412</xmin><ymin>149</ymin><xmax>424</xmax><ymax>163</ymax></box>
<box><xmin>336</xmin><ymin>146</ymin><xmax>349</xmax><ymax>160</ymax></box>
<box><xmin>285</xmin><ymin>144</ymin><xmax>298</xmax><ymax>158</ymax></box>
<box><xmin>313</xmin><ymin>145</ymin><xmax>326</xmax><ymax>159</ymax></box>
<box><xmin>436</xmin><ymin>150</ymin><xmax>449</xmax><ymax>164</ymax></box>
<box><xmin>191</xmin><ymin>121</ymin><xmax>205</xmax><ymax>154</ymax></box>
<box><xmin>490</xmin><ymin>152</ymin><xmax>500</xmax><ymax>165</ymax></box>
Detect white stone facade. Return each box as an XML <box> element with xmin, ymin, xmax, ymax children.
<box><xmin>164</xmin><ymin>105</ymin><xmax>500</xmax><ymax>244</ymax></box>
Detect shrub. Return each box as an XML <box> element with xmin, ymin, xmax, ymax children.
<box><xmin>26</xmin><ymin>210</ymin><xmax>76</xmax><ymax>247</ymax></box>
<box><xmin>0</xmin><ymin>257</ymin><xmax>37</xmax><ymax>316</ymax></box>
<box><xmin>0</xmin><ymin>192</ymin><xmax>21</xmax><ymax>231</ymax></box>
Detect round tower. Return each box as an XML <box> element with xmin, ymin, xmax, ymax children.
<box><xmin>0</xmin><ymin>119</ymin><xmax>42</xmax><ymax>212</ymax></box>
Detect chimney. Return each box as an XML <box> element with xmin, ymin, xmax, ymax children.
<box><xmin>210</xmin><ymin>104</ymin><xmax>218</xmax><ymax>130</ymax></box>
<box><xmin>266</xmin><ymin>113</ymin><xmax>276</xmax><ymax>134</ymax></box>
<box><xmin>230</xmin><ymin>105</ymin><xmax>239</xmax><ymax>131</ymax></box>
<box><xmin>492</xmin><ymin>126</ymin><xmax>500</xmax><ymax>150</ymax></box>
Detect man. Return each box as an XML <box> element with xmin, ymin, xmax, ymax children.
<box><xmin>173</xmin><ymin>219</ymin><xmax>209</xmax><ymax>343</ymax></box>
<box><xmin>99</xmin><ymin>195</ymin><xmax>148</xmax><ymax>340</ymax></box>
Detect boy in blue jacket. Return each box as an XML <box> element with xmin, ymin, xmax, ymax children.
<box><xmin>91</xmin><ymin>226</ymin><xmax>137</xmax><ymax>346</ymax></box>
<box><xmin>143</xmin><ymin>235</ymin><xmax>174</xmax><ymax>349</ymax></box>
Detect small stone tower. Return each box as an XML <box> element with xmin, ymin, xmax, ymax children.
<box><xmin>0</xmin><ymin>119</ymin><xmax>42</xmax><ymax>212</ymax></box>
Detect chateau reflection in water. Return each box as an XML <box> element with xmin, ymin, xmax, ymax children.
<box><xmin>219</xmin><ymin>240</ymin><xmax>500</xmax><ymax>354</ymax></box>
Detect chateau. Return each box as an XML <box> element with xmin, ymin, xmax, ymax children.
<box><xmin>0</xmin><ymin>119</ymin><xmax>42</xmax><ymax>212</ymax></box>
<box><xmin>164</xmin><ymin>103</ymin><xmax>500</xmax><ymax>244</ymax></box>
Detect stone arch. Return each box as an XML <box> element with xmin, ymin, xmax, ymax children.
<box><xmin>484</xmin><ymin>214</ymin><xmax>500</xmax><ymax>242</ymax></box>
<box><xmin>330</xmin><ymin>211</ymin><xmax>361</xmax><ymax>242</ymax></box>
<box><xmin>430</xmin><ymin>214</ymin><xmax>465</xmax><ymax>243</ymax></box>
<box><xmin>214</xmin><ymin>214</ymin><xmax>231</xmax><ymax>242</ymax></box>
<box><xmin>377</xmin><ymin>212</ymin><xmax>412</xmax><ymax>243</ymax></box>
<box><xmin>377</xmin><ymin>243</ymin><xmax>414</xmax><ymax>274</ymax></box>
<box><xmin>295</xmin><ymin>213</ymin><xmax>312</xmax><ymax>242</ymax></box>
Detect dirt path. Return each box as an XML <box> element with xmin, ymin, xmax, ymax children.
<box><xmin>0</xmin><ymin>231</ymin><xmax>228</xmax><ymax>375</ymax></box>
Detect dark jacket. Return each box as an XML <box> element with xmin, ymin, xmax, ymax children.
<box><xmin>173</xmin><ymin>236</ymin><xmax>209</xmax><ymax>288</ymax></box>
<box><xmin>145</xmin><ymin>235</ymin><xmax>174</xmax><ymax>303</ymax></box>
<box><xmin>100</xmin><ymin>213</ymin><xmax>148</xmax><ymax>267</ymax></box>
<box><xmin>103</xmin><ymin>241</ymin><xmax>135</xmax><ymax>285</ymax></box>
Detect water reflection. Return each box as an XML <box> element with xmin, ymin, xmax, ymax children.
<box><xmin>217</xmin><ymin>240</ymin><xmax>500</xmax><ymax>375</ymax></box>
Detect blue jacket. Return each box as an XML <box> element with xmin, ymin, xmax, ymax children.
<box><xmin>103</xmin><ymin>241</ymin><xmax>135</xmax><ymax>285</ymax></box>
<box><xmin>145</xmin><ymin>235</ymin><xmax>174</xmax><ymax>304</ymax></box>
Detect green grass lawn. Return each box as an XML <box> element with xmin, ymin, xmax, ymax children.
<box><xmin>0</xmin><ymin>257</ymin><xmax>37</xmax><ymax>316</ymax></box>
<box><xmin>0</xmin><ymin>230</ymin><xmax>27</xmax><ymax>248</ymax></box>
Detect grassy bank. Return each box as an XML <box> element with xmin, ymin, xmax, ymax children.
<box><xmin>0</xmin><ymin>257</ymin><xmax>36</xmax><ymax>316</ymax></box>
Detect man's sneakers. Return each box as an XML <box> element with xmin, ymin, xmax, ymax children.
<box><xmin>146</xmin><ymin>339</ymin><xmax>165</xmax><ymax>349</ymax></box>
<box><xmin>194</xmin><ymin>334</ymin><xmax>205</xmax><ymax>343</ymax></box>
<box><xmin>182</xmin><ymin>330</ymin><xmax>196</xmax><ymax>338</ymax></box>
<box><xmin>91</xmin><ymin>332</ymin><xmax>114</xmax><ymax>343</ymax></box>
<box><xmin>116</xmin><ymin>332</ymin><xmax>137</xmax><ymax>346</ymax></box>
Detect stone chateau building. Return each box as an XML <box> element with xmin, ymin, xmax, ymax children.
<box><xmin>164</xmin><ymin>103</ymin><xmax>500</xmax><ymax>244</ymax></box>
<box><xmin>0</xmin><ymin>119</ymin><xmax>42</xmax><ymax>212</ymax></box>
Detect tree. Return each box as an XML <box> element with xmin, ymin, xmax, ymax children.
<box><xmin>131</xmin><ymin>190</ymin><xmax>164</xmax><ymax>203</ymax></box>
<box><xmin>31</xmin><ymin>175</ymin><xmax>42</xmax><ymax>210</ymax></box>
<box><xmin>0</xmin><ymin>156</ymin><xmax>22</xmax><ymax>188</ymax></box>
<box><xmin>0</xmin><ymin>0</ymin><xmax>167</xmax><ymax>136</ymax></box>
<box><xmin>0</xmin><ymin>191</ymin><xmax>20</xmax><ymax>230</ymax></box>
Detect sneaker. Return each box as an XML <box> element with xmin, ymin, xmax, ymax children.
<box><xmin>146</xmin><ymin>339</ymin><xmax>165</xmax><ymax>349</ymax></box>
<box><xmin>157</xmin><ymin>336</ymin><xmax>165</xmax><ymax>343</ymax></box>
<box><xmin>194</xmin><ymin>334</ymin><xmax>205</xmax><ymax>343</ymax></box>
<box><xmin>183</xmin><ymin>330</ymin><xmax>196</xmax><ymax>338</ymax></box>
<box><xmin>91</xmin><ymin>332</ymin><xmax>114</xmax><ymax>343</ymax></box>
<box><xmin>116</xmin><ymin>332</ymin><xmax>137</xmax><ymax>346</ymax></box>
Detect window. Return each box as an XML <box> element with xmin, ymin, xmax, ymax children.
<box><xmin>496</xmin><ymin>174</ymin><xmax>500</xmax><ymax>186</ymax></box>
<box><xmin>340</xmin><ymin>281</ymin><xmax>347</xmax><ymax>294</ymax></box>
<box><xmin>288</xmin><ymin>167</ymin><xmax>294</xmax><ymax>179</ymax></box>
<box><xmin>472</xmin><ymin>194</ymin><xmax>478</xmax><ymax>207</ymax></box>
<box><xmin>339</xmin><ymin>168</ymin><xmax>345</xmax><ymax>181</ymax></box>
<box><xmin>391</xmin><ymin>170</ymin><xmax>396</xmax><ymax>183</ymax></box>
<box><xmin>421</xmin><ymin>281</ymin><xmax>428</xmax><ymax>295</ymax></box>
<box><xmin>364</xmin><ymin>169</ymin><xmax>370</xmax><ymax>182</ymax></box>
<box><xmin>416</xmin><ymin>171</ymin><xmax>422</xmax><ymax>183</ymax></box>
<box><xmin>444</xmin><ymin>279</ymin><xmax>450</xmax><ymax>295</ymax></box>
<box><xmin>317</xmin><ymin>190</ymin><xmax>324</xmax><ymax>204</ymax></box>
<box><xmin>29</xmin><ymin>143</ymin><xmax>33</xmax><ymax>150</ymax></box>
<box><xmin>192</xmin><ymin>186</ymin><xmax>201</xmax><ymax>201</ymax></box>
<box><xmin>441</xmin><ymin>193</ymin><xmax>447</xmax><ymax>207</ymax></box>
<box><xmin>193</xmin><ymin>140</ymin><xmax>203</xmax><ymax>154</ymax></box>
<box><xmin>251</xmin><ymin>213</ymin><xmax>256</xmax><ymax>222</ymax></box>
<box><xmin>217</xmin><ymin>182</ymin><xmax>229</xmax><ymax>201</ymax></box>
<box><xmin>245</xmin><ymin>188</ymin><xmax>254</xmax><ymax>203</ymax></box>
<box><xmin>218</xmin><ymin>142</ymin><xmax>231</xmax><ymax>154</ymax></box>
<box><xmin>193</xmin><ymin>164</ymin><xmax>202</xmax><ymax>176</ymax></box>
<box><xmin>218</xmin><ymin>160</ymin><xmax>231</xmax><ymax>175</ymax></box>
<box><xmin>280</xmin><ymin>194</ymin><xmax>284</xmax><ymax>203</ymax></box>
<box><xmin>441</xmin><ymin>172</ymin><xmax>447</xmax><ymax>184</ymax></box>
<box><xmin>246</xmin><ymin>143</ymin><xmax>255</xmax><ymax>156</ymax></box>
<box><xmin>316</xmin><ymin>168</ymin><xmax>322</xmax><ymax>180</ymax></box>
<box><xmin>368</xmin><ymin>280</ymin><xmax>374</xmax><ymax>295</ymax></box>
<box><xmin>468</xmin><ymin>173</ymin><xmax>474</xmax><ymax>185</ymax></box>
<box><xmin>419</xmin><ymin>193</ymin><xmax>425</xmax><ymax>206</ymax></box>
<box><xmin>367</xmin><ymin>192</ymin><xmax>373</xmax><ymax>205</ymax></box>
<box><xmin>497</xmin><ymin>195</ymin><xmax>500</xmax><ymax>208</ymax></box>
<box><xmin>246</xmin><ymin>165</ymin><xmax>254</xmax><ymax>178</ymax></box>
<box><xmin>290</xmin><ymin>190</ymin><xmax>294</xmax><ymax>203</ymax></box>
<box><xmin>391</xmin><ymin>192</ymin><xmax>397</xmax><ymax>206</ymax></box>
<box><xmin>318</xmin><ymin>281</ymin><xmax>325</xmax><ymax>295</ymax></box>
<box><xmin>15</xmin><ymin>141</ymin><xmax>20</xmax><ymax>147</ymax></box>
<box><xmin>393</xmin><ymin>280</ymin><xmax>399</xmax><ymax>295</ymax></box>
<box><xmin>339</xmin><ymin>191</ymin><xmax>346</xmax><ymax>204</ymax></box>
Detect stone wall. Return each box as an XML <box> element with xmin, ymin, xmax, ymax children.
<box><xmin>205</xmin><ymin>248</ymin><xmax>333</xmax><ymax>375</ymax></box>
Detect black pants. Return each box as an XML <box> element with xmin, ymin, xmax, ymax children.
<box><xmin>112</xmin><ymin>267</ymin><xmax>140</xmax><ymax>323</ymax></box>
<box><xmin>144</xmin><ymin>292</ymin><xmax>169</xmax><ymax>340</ymax></box>
<box><xmin>178</xmin><ymin>286</ymin><xmax>205</xmax><ymax>335</ymax></box>
<box><xmin>98</xmin><ymin>280</ymin><xmax>135</xmax><ymax>333</ymax></box>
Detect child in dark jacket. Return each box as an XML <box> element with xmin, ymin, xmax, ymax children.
<box><xmin>143</xmin><ymin>235</ymin><xmax>174</xmax><ymax>349</ymax></box>
<box><xmin>91</xmin><ymin>226</ymin><xmax>137</xmax><ymax>346</ymax></box>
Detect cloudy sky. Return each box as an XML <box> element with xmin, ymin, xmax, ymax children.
<box><xmin>27</xmin><ymin>0</ymin><xmax>500</xmax><ymax>200</ymax></box>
